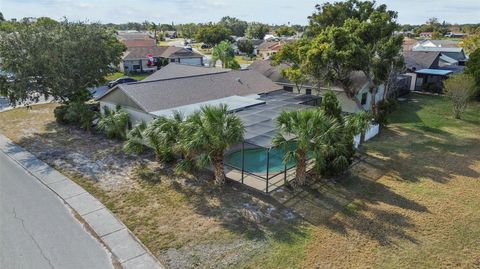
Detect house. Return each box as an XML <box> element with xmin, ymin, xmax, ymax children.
<box><xmin>98</xmin><ymin>63</ymin><xmax>327</xmax><ymax>193</ymax></box>
<box><xmin>416</xmin><ymin>39</ymin><xmax>460</xmax><ymax>48</ymax></box>
<box><xmin>97</xmin><ymin>63</ymin><xmax>283</xmax><ymax>124</ymax></box>
<box><xmin>412</xmin><ymin>43</ymin><xmax>468</xmax><ymax>65</ymax></box>
<box><xmin>248</xmin><ymin>59</ymin><xmax>387</xmax><ymax>114</ymax></box>
<box><xmin>256</xmin><ymin>41</ymin><xmax>286</xmax><ymax>59</ymax></box>
<box><xmin>445</xmin><ymin>32</ymin><xmax>467</xmax><ymax>38</ymax></box>
<box><xmin>419</xmin><ymin>32</ymin><xmax>433</xmax><ymax>39</ymax></box>
<box><xmin>402</xmin><ymin>37</ymin><xmax>419</xmax><ymax>51</ymax></box>
<box><xmin>233</xmin><ymin>38</ymin><xmax>263</xmax><ymax>55</ymax></box>
<box><xmin>163</xmin><ymin>31</ymin><xmax>177</xmax><ymax>38</ymax></box>
<box><xmin>402</xmin><ymin>51</ymin><xmax>459</xmax><ymax>92</ymax></box>
<box><xmin>117</xmin><ymin>31</ymin><xmax>156</xmax><ymax>47</ymax></box>
<box><xmin>120</xmin><ymin>46</ymin><xmax>203</xmax><ymax>73</ymax></box>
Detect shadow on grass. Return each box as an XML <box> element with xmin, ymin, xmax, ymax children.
<box><xmin>171</xmin><ymin>176</ymin><xmax>309</xmax><ymax>244</ymax></box>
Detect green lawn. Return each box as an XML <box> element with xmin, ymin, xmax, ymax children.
<box><xmin>105</xmin><ymin>72</ymin><xmax>150</xmax><ymax>82</ymax></box>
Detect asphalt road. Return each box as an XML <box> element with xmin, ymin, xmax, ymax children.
<box><xmin>0</xmin><ymin>151</ymin><xmax>115</xmax><ymax>269</ymax></box>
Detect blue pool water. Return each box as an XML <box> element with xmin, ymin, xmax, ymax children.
<box><xmin>226</xmin><ymin>143</ymin><xmax>302</xmax><ymax>174</ymax></box>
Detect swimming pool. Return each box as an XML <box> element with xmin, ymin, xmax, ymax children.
<box><xmin>226</xmin><ymin>143</ymin><xmax>302</xmax><ymax>174</ymax></box>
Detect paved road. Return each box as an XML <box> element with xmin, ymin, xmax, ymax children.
<box><xmin>0</xmin><ymin>151</ymin><xmax>115</xmax><ymax>269</ymax></box>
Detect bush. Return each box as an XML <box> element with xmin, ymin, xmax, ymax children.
<box><xmin>54</xmin><ymin>105</ymin><xmax>70</xmax><ymax>124</ymax></box>
<box><xmin>69</xmin><ymin>102</ymin><xmax>97</xmax><ymax>131</ymax></box>
<box><xmin>97</xmin><ymin>105</ymin><xmax>129</xmax><ymax>140</ymax></box>
<box><xmin>376</xmin><ymin>98</ymin><xmax>397</xmax><ymax>125</ymax></box>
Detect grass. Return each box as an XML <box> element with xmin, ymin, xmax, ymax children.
<box><xmin>234</xmin><ymin>55</ymin><xmax>254</xmax><ymax>65</ymax></box>
<box><xmin>1</xmin><ymin>94</ymin><xmax>479</xmax><ymax>268</ymax></box>
<box><xmin>105</xmin><ymin>72</ymin><xmax>150</xmax><ymax>82</ymax></box>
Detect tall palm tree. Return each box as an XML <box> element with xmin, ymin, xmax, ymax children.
<box><xmin>273</xmin><ymin>109</ymin><xmax>337</xmax><ymax>187</ymax></box>
<box><xmin>180</xmin><ymin>105</ymin><xmax>244</xmax><ymax>185</ymax></box>
<box><xmin>124</xmin><ymin>112</ymin><xmax>184</xmax><ymax>162</ymax></box>
<box><xmin>210</xmin><ymin>40</ymin><xmax>240</xmax><ymax>69</ymax></box>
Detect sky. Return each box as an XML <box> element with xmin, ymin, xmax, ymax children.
<box><xmin>2</xmin><ymin>0</ymin><xmax>480</xmax><ymax>25</ymax></box>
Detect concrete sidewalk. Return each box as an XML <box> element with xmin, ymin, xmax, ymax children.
<box><xmin>0</xmin><ymin>135</ymin><xmax>164</xmax><ymax>269</ymax></box>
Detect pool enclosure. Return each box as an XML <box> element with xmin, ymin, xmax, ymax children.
<box><xmin>224</xmin><ymin>90</ymin><xmax>320</xmax><ymax>193</ymax></box>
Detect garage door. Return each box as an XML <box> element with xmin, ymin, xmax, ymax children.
<box><xmin>179</xmin><ymin>58</ymin><xmax>202</xmax><ymax>66</ymax></box>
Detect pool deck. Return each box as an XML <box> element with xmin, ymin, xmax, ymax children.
<box><xmin>225</xmin><ymin>160</ymin><xmax>315</xmax><ymax>193</ymax></box>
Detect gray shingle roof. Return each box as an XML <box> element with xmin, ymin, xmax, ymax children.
<box><xmin>98</xmin><ymin>67</ymin><xmax>282</xmax><ymax>113</ymax></box>
<box><xmin>143</xmin><ymin>63</ymin><xmax>229</xmax><ymax>81</ymax></box>
<box><xmin>248</xmin><ymin>60</ymin><xmax>368</xmax><ymax>92</ymax></box>
<box><xmin>248</xmin><ymin>60</ymin><xmax>291</xmax><ymax>84</ymax></box>
<box><xmin>122</xmin><ymin>46</ymin><xmax>202</xmax><ymax>60</ymax></box>
<box><xmin>402</xmin><ymin>51</ymin><xmax>440</xmax><ymax>71</ymax></box>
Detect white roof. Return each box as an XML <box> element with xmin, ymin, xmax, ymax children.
<box><xmin>149</xmin><ymin>95</ymin><xmax>265</xmax><ymax>118</ymax></box>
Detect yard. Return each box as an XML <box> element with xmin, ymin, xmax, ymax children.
<box><xmin>0</xmin><ymin>94</ymin><xmax>479</xmax><ymax>268</ymax></box>
<box><xmin>105</xmin><ymin>72</ymin><xmax>150</xmax><ymax>82</ymax></box>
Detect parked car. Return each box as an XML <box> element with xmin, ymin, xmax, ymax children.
<box><xmin>107</xmin><ymin>77</ymin><xmax>137</xmax><ymax>88</ymax></box>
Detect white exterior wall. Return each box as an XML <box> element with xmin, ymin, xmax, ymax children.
<box><xmin>405</xmin><ymin>72</ymin><xmax>417</xmax><ymax>91</ymax></box>
<box><xmin>364</xmin><ymin>123</ymin><xmax>380</xmax><ymax>141</ymax></box>
<box><xmin>99</xmin><ymin>102</ymin><xmax>155</xmax><ymax>125</ymax></box>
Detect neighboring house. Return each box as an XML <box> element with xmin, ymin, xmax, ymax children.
<box><xmin>419</xmin><ymin>32</ymin><xmax>433</xmax><ymax>39</ymax></box>
<box><xmin>233</xmin><ymin>38</ymin><xmax>263</xmax><ymax>55</ymax></box>
<box><xmin>163</xmin><ymin>31</ymin><xmax>177</xmax><ymax>38</ymax></box>
<box><xmin>445</xmin><ymin>32</ymin><xmax>467</xmax><ymax>38</ymax></box>
<box><xmin>117</xmin><ymin>31</ymin><xmax>156</xmax><ymax>47</ymax></box>
<box><xmin>97</xmin><ymin>63</ymin><xmax>282</xmax><ymax>124</ymax></box>
<box><xmin>412</xmin><ymin>43</ymin><xmax>468</xmax><ymax>65</ymax></box>
<box><xmin>416</xmin><ymin>39</ymin><xmax>460</xmax><ymax>48</ymax></box>
<box><xmin>120</xmin><ymin>46</ymin><xmax>203</xmax><ymax>73</ymax></box>
<box><xmin>248</xmin><ymin>59</ymin><xmax>387</xmax><ymax>113</ymax></box>
<box><xmin>402</xmin><ymin>51</ymin><xmax>459</xmax><ymax>92</ymax></box>
<box><xmin>256</xmin><ymin>41</ymin><xmax>285</xmax><ymax>59</ymax></box>
<box><xmin>402</xmin><ymin>37</ymin><xmax>419</xmax><ymax>51</ymax></box>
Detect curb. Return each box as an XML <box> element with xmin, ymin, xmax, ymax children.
<box><xmin>0</xmin><ymin>135</ymin><xmax>164</xmax><ymax>269</ymax></box>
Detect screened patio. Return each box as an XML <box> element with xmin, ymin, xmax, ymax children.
<box><xmin>224</xmin><ymin>90</ymin><xmax>320</xmax><ymax>193</ymax></box>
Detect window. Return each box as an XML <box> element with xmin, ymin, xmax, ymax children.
<box><xmin>132</xmin><ymin>65</ymin><xmax>141</xmax><ymax>71</ymax></box>
<box><xmin>361</xmin><ymin>92</ymin><xmax>368</xmax><ymax>105</ymax></box>
<box><xmin>284</xmin><ymin>86</ymin><xmax>293</xmax><ymax>92</ymax></box>
<box><xmin>306</xmin><ymin>88</ymin><xmax>312</xmax><ymax>95</ymax></box>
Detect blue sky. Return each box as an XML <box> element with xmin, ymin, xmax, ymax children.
<box><xmin>2</xmin><ymin>0</ymin><xmax>480</xmax><ymax>25</ymax></box>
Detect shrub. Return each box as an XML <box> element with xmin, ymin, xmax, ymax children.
<box><xmin>444</xmin><ymin>74</ymin><xmax>475</xmax><ymax>119</ymax></box>
<box><xmin>375</xmin><ymin>98</ymin><xmax>397</xmax><ymax>125</ymax></box>
<box><xmin>54</xmin><ymin>105</ymin><xmax>70</xmax><ymax>124</ymax></box>
<box><xmin>64</xmin><ymin>102</ymin><xmax>98</xmax><ymax>132</ymax></box>
<box><xmin>97</xmin><ymin>105</ymin><xmax>129</xmax><ymax>140</ymax></box>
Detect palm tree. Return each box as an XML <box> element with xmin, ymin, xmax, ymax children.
<box><xmin>123</xmin><ymin>112</ymin><xmax>184</xmax><ymax>162</ymax></box>
<box><xmin>273</xmin><ymin>109</ymin><xmax>337</xmax><ymax>187</ymax></box>
<box><xmin>211</xmin><ymin>40</ymin><xmax>240</xmax><ymax>69</ymax></box>
<box><xmin>180</xmin><ymin>105</ymin><xmax>244</xmax><ymax>185</ymax></box>
<box><xmin>344</xmin><ymin>110</ymin><xmax>371</xmax><ymax>143</ymax></box>
<box><xmin>97</xmin><ymin>105</ymin><xmax>129</xmax><ymax>140</ymax></box>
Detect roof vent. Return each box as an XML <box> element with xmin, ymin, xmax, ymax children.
<box><xmin>236</xmin><ymin>78</ymin><xmax>242</xmax><ymax>84</ymax></box>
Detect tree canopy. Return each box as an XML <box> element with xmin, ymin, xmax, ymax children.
<box><xmin>195</xmin><ymin>24</ymin><xmax>232</xmax><ymax>45</ymax></box>
<box><xmin>0</xmin><ymin>19</ymin><xmax>126</xmax><ymax>104</ymax></box>
<box><xmin>275</xmin><ymin>25</ymin><xmax>296</xmax><ymax>37</ymax></box>
<box><xmin>218</xmin><ymin>16</ymin><xmax>248</xmax><ymax>37</ymax></box>
<box><xmin>237</xmin><ymin>39</ymin><xmax>254</xmax><ymax>55</ymax></box>
<box><xmin>276</xmin><ymin>0</ymin><xmax>403</xmax><ymax>117</ymax></box>
<box><xmin>246</xmin><ymin>22</ymin><xmax>270</xmax><ymax>39</ymax></box>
